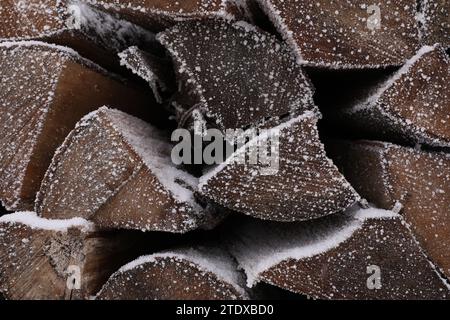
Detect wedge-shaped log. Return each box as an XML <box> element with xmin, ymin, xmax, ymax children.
<box><xmin>0</xmin><ymin>41</ymin><xmax>153</xmax><ymax>211</ymax></box>
<box><xmin>0</xmin><ymin>212</ymin><xmax>151</xmax><ymax>300</ymax></box>
<box><xmin>420</xmin><ymin>0</ymin><xmax>450</xmax><ymax>48</ymax></box>
<box><xmin>157</xmin><ymin>20</ymin><xmax>316</xmax><ymax>131</ymax></box>
<box><xmin>228</xmin><ymin>208</ymin><xmax>450</xmax><ymax>299</ymax></box>
<box><xmin>327</xmin><ymin>45</ymin><xmax>450</xmax><ymax>147</ymax></box>
<box><xmin>0</xmin><ymin>0</ymin><xmax>156</xmax><ymax>70</ymax></box>
<box><xmin>199</xmin><ymin>112</ymin><xmax>359</xmax><ymax>222</ymax></box>
<box><xmin>241</xmin><ymin>0</ymin><xmax>420</xmax><ymax>68</ymax></box>
<box><xmin>36</xmin><ymin>107</ymin><xmax>214</xmax><ymax>233</ymax></box>
<box><xmin>97</xmin><ymin>246</ymin><xmax>248</xmax><ymax>300</ymax></box>
<box><xmin>328</xmin><ymin>140</ymin><xmax>450</xmax><ymax>280</ymax></box>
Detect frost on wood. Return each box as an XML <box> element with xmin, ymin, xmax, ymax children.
<box><xmin>157</xmin><ymin>20</ymin><xmax>316</xmax><ymax>131</ymax></box>
<box><xmin>0</xmin><ymin>0</ymin><xmax>156</xmax><ymax>70</ymax></box>
<box><xmin>97</xmin><ymin>246</ymin><xmax>248</xmax><ymax>300</ymax></box>
<box><xmin>79</xmin><ymin>0</ymin><xmax>242</xmax><ymax>32</ymax></box>
<box><xmin>0</xmin><ymin>41</ymin><xmax>153</xmax><ymax>211</ymax></box>
<box><xmin>327</xmin><ymin>45</ymin><xmax>450</xmax><ymax>147</ymax></box>
<box><xmin>199</xmin><ymin>112</ymin><xmax>360</xmax><ymax>222</ymax></box>
<box><xmin>227</xmin><ymin>208</ymin><xmax>450</xmax><ymax>299</ymax></box>
<box><xmin>328</xmin><ymin>140</ymin><xmax>450</xmax><ymax>281</ymax></box>
<box><xmin>420</xmin><ymin>0</ymin><xmax>450</xmax><ymax>48</ymax></box>
<box><xmin>243</xmin><ymin>0</ymin><xmax>420</xmax><ymax>68</ymax></box>
<box><xmin>36</xmin><ymin>107</ymin><xmax>215</xmax><ymax>233</ymax></box>
<box><xmin>0</xmin><ymin>212</ymin><xmax>147</xmax><ymax>300</ymax></box>
<box><xmin>119</xmin><ymin>46</ymin><xmax>176</xmax><ymax>103</ymax></box>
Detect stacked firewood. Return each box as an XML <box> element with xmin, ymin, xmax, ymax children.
<box><xmin>0</xmin><ymin>0</ymin><xmax>449</xmax><ymax>300</ymax></box>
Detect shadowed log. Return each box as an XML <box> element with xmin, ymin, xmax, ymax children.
<box><xmin>420</xmin><ymin>0</ymin><xmax>450</xmax><ymax>48</ymax></box>
<box><xmin>327</xmin><ymin>139</ymin><xmax>450</xmax><ymax>280</ymax></box>
<box><xmin>0</xmin><ymin>212</ymin><xmax>157</xmax><ymax>300</ymax></box>
<box><xmin>36</xmin><ymin>107</ymin><xmax>220</xmax><ymax>233</ymax></box>
<box><xmin>227</xmin><ymin>207</ymin><xmax>450</xmax><ymax>299</ymax></box>
<box><xmin>325</xmin><ymin>45</ymin><xmax>450</xmax><ymax>147</ymax></box>
<box><xmin>241</xmin><ymin>0</ymin><xmax>420</xmax><ymax>68</ymax></box>
<box><xmin>0</xmin><ymin>42</ymin><xmax>154</xmax><ymax>211</ymax></box>
<box><xmin>96</xmin><ymin>246</ymin><xmax>248</xmax><ymax>300</ymax></box>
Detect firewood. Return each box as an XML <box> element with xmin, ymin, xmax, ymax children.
<box><xmin>199</xmin><ymin>112</ymin><xmax>360</xmax><ymax>222</ymax></box>
<box><xmin>157</xmin><ymin>20</ymin><xmax>317</xmax><ymax>131</ymax></box>
<box><xmin>0</xmin><ymin>0</ymin><xmax>157</xmax><ymax>70</ymax></box>
<box><xmin>240</xmin><ymin>0</ymin><xmax>421</xmax><ymax>68</ymax></box>
<box><xmin>325</xmin><ymin>45</ymin><xmax>450</xmax><ymax>147</ymax></box>
<box><xmin>420</xmin><ymin>0</ymin><xmax>450</xmax><ymax>48</ymax></box>
<box><xmin>327</xmin><ymin>139</ymin><xmax>450</xmax><ymax>280</ymax></box>
<box><xmin>36</xmin><ymin>107</ymin><xmax>218</xmax><ymax>233</ymax></box>
<box><xmin>119</xmin><ymin>46</ymin><xmax>176</xmax><ymax>103</ymax></box>
<box><xmin>79</xmin><ymin>0</ymin><xmax>242</xmax><ymax>32</ymax></box>
<box><xmin>0</xmin><ymin>212</ymin><xmax>154</xmax><ymax>300</ymax></box>
<box><xmin>0</xmin><ymin>41</ymin><xmax>154</xmax><ymax>212</ymax></box>
<box><xmin>96</xmin><ymin>246</ymin><xmax>248</xmax><ymax>300</ymax></box>
<box><xmin>227</xmin><ymin>207</ymin><xmax>450</xmax><ymax>299</ymax></box>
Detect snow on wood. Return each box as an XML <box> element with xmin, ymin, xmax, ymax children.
<box><xmin>0</xmin><ymin>0</ymin><xmax>157</xmax><ymax>70</ymax></box>
<box><xmin>157</xmin><ymin>20</ymin><xmax>316</xmax><ymax>131</ymax></box>
<box><xmin>199</xmin><ymin>111</ymin><xmax>360</xmax><ymax>222</ymax></box>
<box><xmin>0</xmin><ymin>212</ymin><xmax>149</xmax><ymax>299</ymax></box>
<box><xmin>119</xmin><ymin>46</ymin><xmax>176</xmax><ymax>103</ymax></box>
<box><xmin>227</xmin><ymin>207</ymin><xmax>450</xmax><ymax>299</ymax></box>
<box><xmin>36</xmin><ymin>107</ymin><xmax>218</xmax><ymax>233</ymax></box>
<box><xmin>0</xmin><ymin>41</ymin><xmax>153</xmax><ymax>212</ymax></box>
<box><xmin>326</xmin><ymin>45</ymin><xmax>450</xmax><ymax>147</ymax></box>
<box><xmin>96</xmin><ymin>245</ymin><xmax>248</xmax><ymax>300</ymax></box>
<box><xmin>420</xmin><ymin>0</ymin><xmax>450</xmax><ymax>48</ymax></box>
<box><xmin>328</xmin><ymin>139</ymin><xmax>450</xmax><ymax>281</ymax></box>
<box><xmin>242</xmin><ymin>0</ymin><xmax>420</xmax><ymax>68</ymax></box>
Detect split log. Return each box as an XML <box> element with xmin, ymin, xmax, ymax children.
<box><xmin>327</xmin><ymin>140</ymin><xmax>450</xmax><ymax>280</ymax></box>
<box><xmin>96</xmin><ymin>246</ymin><xmax>248</xmax><ymax>300</ymax></box>
<box><xmin>157</xmin><ymin>20</ymin><xmax>316</xmax><ymax>131</ymax></box>
<box><xmin>80</xmin><ymin>0</ymin><xmax>243</xmax><ymax>32</ymax></box>
<box><xmin>241</xmin><ymin>0</ymin><xmax>420</xmax><ymax>68</ymax></box>
<box><xmin>0</xmin><ymin>41</ymin><xmax>154</xmax><ymax>211</ymax></box>
<box><xmin>420</xmin><ymin>0</ymin><xmax>450</xmax><ymax>48</ymax></box>
<box><xmin>36</xmin><ymin>107</ymin><xmax>219</xmax><ymax>233</ymax></box>
<box><xmin>199</xmin><ymin>112</ymin><xmax>360</xmax><ymax>222</ymax></box>
<box><xmin>119</xmin><ymin>46</ymin><xmax>176</xmax><ymax>103</ymax></box>
<box><xmin>0</xmin><ymin>212</ymin><xmax>155</xmax><ymax>300</ymax></box>
<box><xmin>325</xmin><ymin>45</ymin><xmax>450</xmax><ymax>147</ymax></box>
<box><xmin>227</xmin><ymin>207</ymin><xmax>450</xmax><ymax>299</ymax></box>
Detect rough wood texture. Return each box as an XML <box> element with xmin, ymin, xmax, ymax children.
<box><xmin>157</xmin><ymin>20</ymin><xmax>316</xmax><ymax>131</ymax></box>
<box><xmin>0</xmin><ymin>42</ymin><xmax>153</xmax><ymax>212</ymax></box>
<box><xmin>421</xmin><ymin>0</ymin><xmax>450</xmax><ymax>48</ymax></box>
<box><xmin>0</xmin><ymin>212</ymin><xmax>152</xmax><ymax>300</ymax></box>
<box><xmin>242</xmin><ymin>0</ymin><xmax>420</xmax><ymax>68</ymax></box>
<box><xmin>0</xmin><ymin>0</ymin><xmax>157</xmax><ymax>71</ymax></box>
<box><xmin>199</xmin><ymin>112</ymin><xmax>360</xmax><ymax>222</ymax></box>
<box><xmin>97</xmin><ymin>246</ymin><xmax>248</xmax><ymax>300</ymax></box>
<box><xmin>228</xmin><ymin>208</ymin><xmax>450</xmax><ymax>299</ymax></box>
<box><xmin>326</xmin><ymin>45</ymin><xmax>450</xmax><ymax>147</ymax></box>
<box><xmin>327</xmin><ymin>140</ymin><xmax>450</xmax><ymax>280</ymax></box>
<box><xmin>36</xmin><ymin>107</ymin><xmax>218</xmax><ymax>233</ymax></box>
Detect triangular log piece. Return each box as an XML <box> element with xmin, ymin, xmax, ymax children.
<box><xmin>0</xmin><ymin>212</ymin><xmax>153</xmax><ymax>299</ymax></box>
<box><xmin>325</xmin><ymin>45</ymin><xmax>450</xmax><ymax>147</ymax></box>
<box><xmin>119</xmin><ymin>46</ymin><xmax>176</xmax><ymax>103</ymax></box>
<box><xmin>96</xmin><ymin>246</ymin><xmax>248</xmax><ymax>300</ymax></box>
<box><xmin>327</xmin><ymin>139</ymin><xmax>450</xmax><ymax>280</ymax></box>
<box><xmin>157</xmin><ymin>20</ymin><xmax>316</xmax><ymax>131</ymax></box>
<box><xmin>227</xmin><ymin>208</ymin><xmax>450</xmax><ymax>299</ymax></box>
<box><xmin>36</xmin><ymin>107</ymin><xmax>218</xmax><ymax>233</ymax></box>
<box><xmin>420</xmin><ymin>0</ymin><xmax>450</xmax><ymax>48</ymax></box>
<box><xmin>0</xmin><ymin>0</ymin><xmax>157</xmax><ymax>70</ymax></box>
<box><xmin>0</xmin><ymin>41</ymin><xmax>154</xmax><ymax>211</ymax></box>
<box><xmin>242</xmin><ymin>0</ymin><xmax>420</xmax><ymax>68</ymax></box>
<box><xmin>199</xmin><ymin>112</ymin><xmax>360</xmax><ymax>222</ymax></box>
